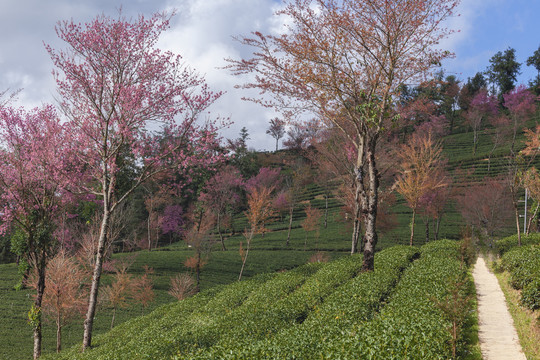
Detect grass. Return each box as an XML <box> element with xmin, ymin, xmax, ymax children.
<box><xmin>494</xmin><ymin>269</ymin><xmax>540</xmax><ymax>360</ymax></box>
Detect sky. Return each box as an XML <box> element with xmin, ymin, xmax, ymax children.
<box><xmin>0</xmin><ymin>0</ymin><xmax>539</xmax><ymax>151</ymax></box>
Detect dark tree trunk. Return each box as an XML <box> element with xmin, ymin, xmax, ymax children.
<box><xmin>324</xmin><ymin>194</ymin><xmax>328</xmax><ymax>229</ymax></box>
<box><xmin>425</xmin><ymin>218</ymin><xmax>430</xmax><ymax>243</ymax></box>
<box><xmin>33</xmin><ymin>259</ymin><xmax>46</xmax><ymax>359</ymax></box>
<box><xmin>362</xmin><ymin>140</ymin><xmax>379</xmax><ymax>272</ymax></box>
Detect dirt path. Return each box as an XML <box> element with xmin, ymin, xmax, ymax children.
<box><xmin>473</xmin><ymin>256</ymin><xmax>526</xmax><ymax>360</ymax></box>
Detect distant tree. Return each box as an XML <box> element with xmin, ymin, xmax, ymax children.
<box><xmin>245</xmin><ymin>167</ymin><xmax>281</xmax><ymax>193</ymax></box>
<box><xmin>464</xmin><ymin>89</ymin><xmax>498</xmax><ymax>155</ymax></box>
<box><xmin>284</xmin><ymin>161</ymin><xmax>312</xmax><ymax>246</ymax></box>
<box><xmin>161</xmin><ymin>205</ymin><xmax>184</xmax><ymax>245</ymax></box>
<box><xmin>418</xmin><ymin>181</ymin><xmax>451</xmax><ymax>241</ymax></box>
<box><xmin>239</xmin><ymin>185</ymin><xmax>276</xmax><ymax>280</ymax></box>
<box><xmin>302</xmin><ymin>204</ymin><xmax>322</xmax><ymax>250</ymax></box>
<box><xmin>487</xmin><ymin>48</ymin><xmax>521</xmax><ymax>97</ymax></box>
<box><xmin>439</xmin><ymin>75</ymin><xmax>461</xmax><ymax>133</ymax></box>
<box><xmin>457</xmin><ymin>177</ymin><xmax>513</xmax><ymax>241</ymax></box>
<box><xmin>200</xmin><ymin>166</ymin><xmax>244</xmax><ymax>250</ymax></box>
<box><xmin>27</xmin><ymin>250</ymin><xmax>88</xmax><ymax>353</ymax></box>
<box><xmin>458</xmin><ymin>72</ymin><xmax>488</xmax><ymax>111</ymax></box>
<box><xmin>184</xmin><ymin>214</ymin><xmax>214</xmax><ymax>292</ymax></box>
<box><xmin>283</xmin><ymin>123</ymin><xmax>310</xmax><ymax>150</ymax></box>
<box><xmin>395</xmin><ymin>134</ymin><xmax>447</xmax><ymax>246</ymax></box>
<box><xmin>502</xmin><ymin>85</ymin><xmax>538</xmax><ymax>245</ymax></box>
<box><xmin>266</xmin><ymin>118</ymin><xmax>286</xmax><ymax>151</ymax></box>
<box><xmin>227</xmin><ymin>127</ymin><xmax>259</xmax><ymax>177</ymax></box>
<box><xmin>527</xmin><ymin>46</ymin><xmax>540</xmax><ymax>94</ymax></box>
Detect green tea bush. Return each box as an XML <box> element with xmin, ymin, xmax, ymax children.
<box><xmin>501</xmin><ymin>245</ymin><xmax>540</xmax><ymax>310</ymax></box>
<box><xmin>184</xmin><ymin>254</ymin><xmax>369</xmax><ymax>359</ymax></box>
<box><xmin>318</xmin><ymin>240</ymin><xmax>470</xmax><ymax>360</ymax></box>
<box><xmin>495</xmin><ymin>233</ymin><xmax>540</xmax><ymax>256</ymax></box>
<box><xmin>212</xmin><ymin>245</ymin><xmax>419</xmax><ymax>359</ymax></box>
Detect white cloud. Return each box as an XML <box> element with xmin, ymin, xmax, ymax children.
<box><xmin>160</xmin><ymin>0</ymin><xmax>286</xmax><ymax>150</ymax></box>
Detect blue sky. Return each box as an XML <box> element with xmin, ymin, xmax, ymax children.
<box><xmin>0</xmin><ymin>0</ymin><xmax>539</xmax><ymax>150</ymax></box>
<box><xmin>443</xmin><ymin>0</ymin><xmax>540</xmax><ymax>84</ymax></box>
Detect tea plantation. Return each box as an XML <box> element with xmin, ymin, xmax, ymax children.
<box><xmin>45</xmin><ymin>240</ymin><xmax>479</xmax><ymax>360</ymax></box>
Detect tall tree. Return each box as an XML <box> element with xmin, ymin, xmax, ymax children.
<box><xmin>395</xmin><ymin>133</ymin><xmax>447</xmax><ymax>246</ymax></box>
<box><xmin>0</xmin><ymin>105</ymin><xmax>73</xmax><ymax>359</ymax></box>
<box><xmin>239</xmin><ymin>185</ymin><xmax>276</xmax><ymax>280</ymax></box>
<box><xmin>266</xmin><ymin>118</ymin><xmax>286</xmax><ymax>151</ymax></box>
<box><xmin>487</xmin><ymin>47</ymin><xmax>521</xmax><ymax>97</ymax></box>
<box><xmin>227</xmin><ymin>0</ymin><xmax>459</xmax><ymax>270</ymax></box>
<box><xmin>527</xmin><ymin>45</ymin><xmax>540</xmax><ymax>94</ymax></box>
<box><xmin>46</xmin><ymin>12</ymin><xmax>224</xmax><ymax>349</ymax></box>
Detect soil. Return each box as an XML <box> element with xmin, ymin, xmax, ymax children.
<box><xmin>473</xmin><ymin>256</ymin><xmax>527</xmax><ymax>360</ymax></box>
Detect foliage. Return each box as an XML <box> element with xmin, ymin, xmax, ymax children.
<box><xmin>500</xmin><ymin>245</ymin><xmax>540</xmax><ymax>311</ymax></box>
<box><xmin>487</xmin><ymin>47</ymin><xmax>521</xmax><ymax>97</ymax></box>
<box><xmin>395</xmin><ymin>133</ymin><xmax>448</xmax><ymax>245</ymax></box>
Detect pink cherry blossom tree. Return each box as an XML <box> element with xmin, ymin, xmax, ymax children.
<box><xmin>199</xmin><ymin>165</ymin><xmax>244</xmax><ymax>250</ymax></box>
<box><xmin>0</xmin><ymin>104</ymin><xmax>74</xmax><ymax>359</ymax></box>
<box><xmin>464</xmin><ymin>89</ymin><xmax>498</xmax><ymax>155</ymax></box>
<box><xmin>46</xmin><ymin>12</ymin><xmax>225</xmax><ymax>349</ymax></box>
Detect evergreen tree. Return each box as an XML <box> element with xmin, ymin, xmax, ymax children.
<box><xmin>486</xmin><ymin>48</ymin><xmax>521</xmax><ymax>97</ymax></box>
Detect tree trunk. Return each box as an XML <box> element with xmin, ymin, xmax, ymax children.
<box><xmin>425</xmin><ymin>218</ymin><xmax>430</xmax><ymax>243</ymax></box>
<box><xmin>351</xmin><ymin>176</ymin><xmax>362</xmax><ymax>254</ymax></box>
<box><xmin>275</xmin><ymin>138</ymin><xmax>279</xmax><ymax>152</ymax></box>
<box><xmin>434</xmin><ymin>217</ymin><xmax>441</xmax><ymax>241</ymax></box>
<box><xmin>324</xmin><ymin>194</ymin><xmax>328</xmax><ymax>229</ymax></box>
<box><xmin>286</xmin><ymin>206</ymin><xmax>293</xmax><ymax>246</ymax></box>
<box><xmin>527</xmin><ymin>203</ymin><xmax>540</xmax><ymax>235</ymax></box>
<box><xmin>33</xmin><ymin>261</ymin><xmax>46</xmax><ymax>360</ymax></box>
<box><xmin>472</xmin><ymin>127</ymin><xmax>478</xmax><ymax>155</ymax></box>
<box><xmin>514</xmin><ymin>201</ymin><xmax>522</xmax><ymax>246</ymax></box>
<box><xmin>147</xmin><ymin>213</ymin><xmax>152</xmax><ymax>251</ymax></box>
<box><xmin>362</xmin><ymin>141</ymin><xmax>379</xmax><ymax>272</ymax></box>
<box><xmin>110</xmin><ymin>307</ymin><xmax>116</xmax><ymax>329</ymax></box>
<box><xmin>56</xmin><ymin>316</ymin><xmax>62</xmax><ymax>353</ymax></box>
<box><xmin>217</xmin><ymin>213</ymin><xmax>227</xmax><ymax>251</ymax></box>
<box><xmin>409</xmin><ymin>209</ymin><xmax>416</xmax><ymax>246</ymax></box>
<box><xmin>83</xmin><ymin>206</ymin><xmax>111</xmax><ymax>350</ymax></box>
<box><xmin>239</xmin><ymin>233</ymin><xmax>252</xmax><ymax>281</ymax></box>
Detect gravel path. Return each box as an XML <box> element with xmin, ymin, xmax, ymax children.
<box><xmin>473</xmin><ymin>256</ymin><xmax>526</xmax><ymax>360</ymax></box>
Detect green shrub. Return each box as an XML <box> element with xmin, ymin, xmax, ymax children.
<box><xmin>501</xmin><ymin>245</ymin><xmax>540</xmax><ymax>310</ymax></box>
<box><xmin>521</xmin><ymin>278</ymin><xmax>540</xmax><ymax>310</ymax></box>
<box><xmin>495</xmin><ymin>233</ymin><xmax>540</xmax><ymax>256</ymax></box>
<box><xmin>215</xmin><ymin>245</ymin><xmax>419</xmax><ymax>359</ymax></box>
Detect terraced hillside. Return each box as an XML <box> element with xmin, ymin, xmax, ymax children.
<box><xmin>46</xmin><ymin>240</ymin><xmax>479</xmax><ymax>360</ymax></box>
